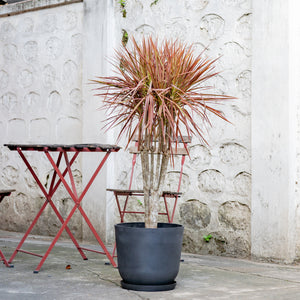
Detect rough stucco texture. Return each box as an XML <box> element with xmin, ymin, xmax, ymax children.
<box><xmin>112</xmin><ymin>0</ymin><xmax>252</xmax><ymax>258</ymax></box>
<box><xmin>0</xmin><ymin>0</ymin><xmax>252</xmax><ymax>258</ymax></box>
<box><xmin>0</xmin><ymin>2</ymin><xmax>84</xmax><ymax>238</ymax></box>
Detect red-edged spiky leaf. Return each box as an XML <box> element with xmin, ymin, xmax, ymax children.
<box><xmin>92</xmin><ymin>36</ymin><xmax>235</xmax><ymax>155</ymax></box>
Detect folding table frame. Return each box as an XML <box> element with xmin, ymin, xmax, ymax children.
<box><xmin>0</xmin><ymin>189</ymin><xmax>15</xmax><ymax>267</ymax></box>
<box><xmin>4</xmin><ymin>144</ymin><xmax>120</xmax><ymax>272</ymax></box>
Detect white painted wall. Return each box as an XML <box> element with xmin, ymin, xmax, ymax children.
<box><xmin>0</xmin><ymin>0</ymin><xmax>253</xmax><ymax>256</ymax></box>
<box><xmin>111</xmin><ymin>0</ymin><xmax>252</xmax><ymax>256</ymax></box>
<box><xmin>81</xmin><ymin>0</ymin><xmax>116</xmax><ymax>241</ymax></box>
<box><xmin>251</xmin><ymin>0</ymin><xmax>300</xmax><ymax>262</ymax></box>
<box><xmin>1</xmin><ymin>0</ymin><xmax>300</xmax><ymax>262</ymax></box>
<box><xmin>0</xmin><ymin>0</ymin><xmax>86</xmax><ymax>238</ymax></box>
<box><xmin>0</xmin><ymin>0</ymin><xmax>117</xmax><ymax>242</ymax></box>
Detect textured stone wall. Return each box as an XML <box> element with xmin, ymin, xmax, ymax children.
<box><xmin>0</xmin><ymin>1</ymin><xmax>84</xmax><ymax>238</ymax></box>
<box><xmin>0</xmin><ymin>0</ymin><xmax>253</xmax><ymax>258</ymax></box>
<box><xmin>111</xmin><ymin>0</ymin><xmax>252</xmax><ymax>257</ymax></box>
<box><xmin>2</xmin><ymin>0</ymin><xmax>300</xmax><ymax>263</ymax></box>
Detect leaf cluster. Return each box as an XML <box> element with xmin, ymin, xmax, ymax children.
<box><xmin>203</xmin><ymin>234</ymin><xmax>212</xmax><ymax>242</ymax></box>
<box><xmin>92</xmin><ymin>36</ymin><xmax>234</xmax><ymax>154</ymax></box>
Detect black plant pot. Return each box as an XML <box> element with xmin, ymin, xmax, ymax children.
<box><xmin>115</xmin><ymin>222</ymin><xmax>184</xmax><ymax>292</ymax></box>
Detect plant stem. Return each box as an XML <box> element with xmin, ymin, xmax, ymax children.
<box><xmin>141</xmin><ymin>130</ymin><xmax>170</xmax><ymax>228</ymax></box>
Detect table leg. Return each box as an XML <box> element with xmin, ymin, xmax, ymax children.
<box><xmin>46</xmin><ymin>152</ymin><xmax>87</xmax><ymax>260</ymax></box>
<box><xmin>63</xmin><ymin>151</ymin><xmax>117</xmax><ymax>267</ymax></box>
<box><xmin>9</xmin><ymin>150</ymin><xmax>87</xmax><ymax>265</ymax></box>
<box><xmin>33</xmin><ymin>203</ymin><xmax>79</xmax><ymax>273</ymax></box>
<box><xmin>0</xmin><ymin>250</ymin><xmax>12</xmax><ymax>267</ymax></box>
<box><xmin>47</xmin><ymin>200</ymin><xmax>87</xmax><ymax>260</ymax></box>
<box><xmin>77</xmin><ymin>206</ymin><xmax>117</xmax><ymax>267</ymax></box>
<box><xmin>8</xmin><ymin>200</ymin><xmax>49</xmax><ymax>264</ymax></box>
<box><xmin>25</xmin><ymin>150</ymin><xmax>87</xmax><ymax>259</ymax></box>
<box><xmin>8</xmin><ymin>149</ymin><xmax>53</xmax><ymax>264</ymax></box>
<box><xmin>42</xmin><ymin>151</ymin><xmax>117</xmax><ymax>270</ymax></box>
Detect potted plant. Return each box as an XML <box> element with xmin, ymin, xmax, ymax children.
<box><xmin>92</xmin><ymin>36</ymin><xmax>233</xmax><ymax>291</ymax></box>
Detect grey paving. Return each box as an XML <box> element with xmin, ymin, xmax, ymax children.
<box><xmin>1</xmin><ymin>230</ymin><xmax>300</xmax><ymax>299</ymax></box>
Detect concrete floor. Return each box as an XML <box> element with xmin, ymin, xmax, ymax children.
<box><xmin>1</xmin><ymin>230</ymin><xmax>300</xmax><ymax>299</ymax></box>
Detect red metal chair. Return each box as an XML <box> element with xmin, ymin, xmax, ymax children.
<box><xmin>0</xmin><ymin>189</ymin><xmax>15</xmax><ymax>267</ymax></box>
<box><xmin>107</xmin><ymin>137</ymin><xmax>191</xmax><ymax>257</ymax></box>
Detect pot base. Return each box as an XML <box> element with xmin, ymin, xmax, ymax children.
<box><xmin>121</xmin><ymin>280</ymin><xmax>176</xmax><ymax>291</ymax></box>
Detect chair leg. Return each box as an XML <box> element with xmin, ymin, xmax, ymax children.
<box><xmin>112</xmin><ymin>242</ymin><xmax>117</xmax><ymax>258</ymax></box>
<box><xmin>0</xmin><ymin>249</ymin><xmax>13</xmax><ymax>267</ymax></box>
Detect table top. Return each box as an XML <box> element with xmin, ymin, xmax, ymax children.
<box><xmin>4</xmin><ymin>144</ymin><xmax>121</xmax><ymax>152</ymax></box>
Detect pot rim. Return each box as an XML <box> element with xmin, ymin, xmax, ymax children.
<box><xmin>115</xmin><ymin>222</ymin><xmax>183</xmax><ymax>230</ymax></box>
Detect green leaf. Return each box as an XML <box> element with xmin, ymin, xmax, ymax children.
<box><xmin>203</xmin><ymin>234</ymin><xmax>212</xmax><ymax>242</ymax></box>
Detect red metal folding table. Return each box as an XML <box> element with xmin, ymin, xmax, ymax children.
<box><xmin>4</xmin><ymin>144</ymin><xmax>120</xmax><ymax>272</ymax></box>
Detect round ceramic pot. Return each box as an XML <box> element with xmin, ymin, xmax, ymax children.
<box><xmin>115</xmin><ymin>222</ymin><xmax>184</xmax><ymax>291</ymax></box>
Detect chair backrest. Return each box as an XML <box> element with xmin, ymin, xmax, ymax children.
<box><xmin>126</xmin><ymin>136</ymin><xmax>191</xmax><ymax>193</ymax></box>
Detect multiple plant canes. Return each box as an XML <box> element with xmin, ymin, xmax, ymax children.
<box><xmin>93</xmin><ymin>36</ymin><xmax>234</xmax><ymax>228</ymax></box>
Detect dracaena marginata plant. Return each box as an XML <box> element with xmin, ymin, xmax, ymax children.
<box><xmin>92</xmin><ymin>36</ymin><xmax>234</xmax><ymax>228</ymax></box>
